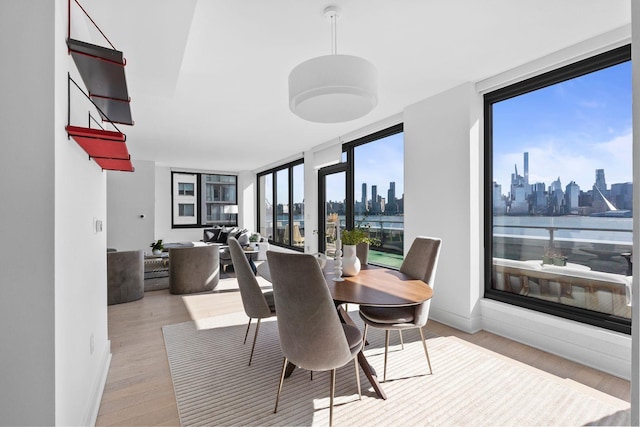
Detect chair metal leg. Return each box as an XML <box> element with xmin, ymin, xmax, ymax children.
<box><xmin>362</xmin><ymin>324</ymin><xmax>368</xmax><ymax>344</ymax></box>
<box><xmin>274</xmin><ymin>357</ymin><xmax>288</xmax><ymax>413</ymax></box>
<box><xmin>398</xmin><ymin>330</ymin><xmax>404</xmax><ymax>349</ymax></box>
<box><xmin>383</xmin><ymin>330</ymin><xmax>390</xmax><ymax>382</ymax></box>
<box><xmin>418</xmin><ymin>327</ymin><xmax>433</xmax><ymax>374</ymax></box>
<box><xmin>329</xmin><ymin>368</ymin><xmax>336</xmax><ymax>427</ymax></box>
<box><xmin>354</xmin><ymin>358</ymin><xmax>361</xmax><ymax>400</ymax></box>
<box><xmin>248</xmin><ymin>318</ymin><xmax>261</xmax><ymax>366</ymax></box>
<box><xmin>243</xmin><ymin>318</ymin><xmax>252</xmax><ymax>344</ymax></box>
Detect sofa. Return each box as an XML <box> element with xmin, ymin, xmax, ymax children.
<box><xmin>203</xmin><ymin>226</ymin><xmax>256</xmax><ymax>272</ymax></box>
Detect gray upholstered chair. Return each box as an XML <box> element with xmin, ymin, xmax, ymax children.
<box><xmin>267</xmin><ymin>251</ymin><xmax>362</xmax><ymax>426</ymax></box>
<box><xmin>107</xmin><ymin>250</ymin><xmax>144</xmax><ymax>305</ymax></box>
<box><xmin>169</xmin><ymin>245</ymin><xmax>219</xmax><ymax>294</ymax></box>
<box><xmin>359</xmin><ymin>236</ymin><xmax>442</xmax><ymax>381</ymax></box>
<box><xmin>228</xmin><ymin>237</ymin><xmax>276</xmax><ymax>365</ymax></box>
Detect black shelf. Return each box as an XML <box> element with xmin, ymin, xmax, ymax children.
<box><xmin>67</xmin><ymin>38</ymin><xmax>133</xmax><ymax>125</ymax></box>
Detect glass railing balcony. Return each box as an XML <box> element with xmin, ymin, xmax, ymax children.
<box><xmin>492</xmin><ymin>223</ymin><xmax>632</xmax><ymax>319</ymax></box>
<box><xmin>324</xmin><ymin>218</ymin><xmax>405</xmax><ymax>268</ymax></box>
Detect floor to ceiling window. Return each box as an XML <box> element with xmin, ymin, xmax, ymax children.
<box><xmin>484</xmin><ymin>45</ymin><xmax>632</xmax><ymax>333</ymax></box>
<box><xmin>319</xmin><ymin>124</ymin><xmax>404</xmax><ymax>268</ymax></box>
<box><xmin>257</xmin><ymin>159</ymin><xmax>304</xmax><ymax>251</ymax></box>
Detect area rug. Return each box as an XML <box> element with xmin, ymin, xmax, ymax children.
<box><xmin>162</xmin><ymin>313</ymin><xmax>630</xmax><ymax>426</ymax></box>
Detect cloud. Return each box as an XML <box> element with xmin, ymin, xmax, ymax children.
<box><xmin>494</xmin><ymin>130</ymin><xmax>632</xmax><ymax>193</ymax></box>
<box><xmin>579</xmin><ymin>100</ymin><xmax>602</xmax><ymax>109</ymax></box>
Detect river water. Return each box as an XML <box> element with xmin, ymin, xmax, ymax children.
<box><xmin>494</xmin><ymin>215</ymin><xmax>632</xmax><ymax>244</ymax></box>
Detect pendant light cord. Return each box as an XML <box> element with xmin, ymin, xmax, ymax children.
<box><xmin>331</xmin><ymin>13</ymin><xmax>337</xmax><ymax>55</ymax></box>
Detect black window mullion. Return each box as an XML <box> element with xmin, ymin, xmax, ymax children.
<box><xmin>288</xmin><ymin>165</ymin><xmax>294</xmax><ymax>245</ymax></box>
<box><xmin>272</xmin><ymin>171</ymin><xmax>277</xmax><ymax>244</ymax></box>
<box><xmin>196</xmin><ymin>173</ymin><xmax>202</xmax><ymax>226</ymax></box>
<box><xmin>345</xmin><ymin>146</ymin><xmax>355</xmax><ymax>230</ymax></box>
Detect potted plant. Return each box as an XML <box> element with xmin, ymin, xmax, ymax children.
<box><xmin>341</xmin><ymin>217</ymin><xmax>381</xmax><ymax>267</ymax></box>
<box><xmin>150</xmin><ymin>239</ymin><xmax>164</xmax><ymax>256</ymax></box>
<box><xmin>249</xmin><ymin>233</ymin><xmax>260</xmax><ymax>249</ymax></box>
<box><xmin>542</xmin><ymin>247</ymin><xmax>566</xmax><ymax>266</ymax></box>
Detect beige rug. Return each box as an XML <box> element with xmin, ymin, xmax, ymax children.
<box><xmin>162</xmin><ymin>313</ymin><xmax>630</xmax><ymax>426</ymax></box>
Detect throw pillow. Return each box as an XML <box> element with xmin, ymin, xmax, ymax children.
<box><xmin>234</xmin><ymin>228</ymin><xmax>248</xmax><ymax>239</ymax></box>
<box><xmin>217</xmin><ymin>230</ymin><xmax>230</xmax><ymax>244</ymax></box>
<box><xmin>204</xmin><ymin>228</ymin><xmax>222</xmax><ymax>242</ymax></box>
<box><xmin>237</xmin><ymin>231</ymin><xmax>250</xmax><ymax>246</ymax></box>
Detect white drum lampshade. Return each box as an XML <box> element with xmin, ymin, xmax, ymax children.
<box><xmin>288</xmin><ymin>54</ymin><xmax>378</xmax><ymax>123</ymax></box>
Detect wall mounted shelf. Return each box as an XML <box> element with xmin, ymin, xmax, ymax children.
<box><xmin>67</xmin><ymin>38</ymin><xmax>133</xmax><ymax>126</ymax></box>
<box><xmin>66</xmin><ymin>0</ymin><xmax>135</xmax><ymax>172</ymax></box>
<box><xmin>65</xmin><ymin>125</ymin><xmax>134</xmax><ymax>172</ymax></box>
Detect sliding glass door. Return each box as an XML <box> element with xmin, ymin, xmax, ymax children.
<box><xmin>318</xmin><ymin>164</ymin><xmax>348</xmax><ymax>255</ymax></box>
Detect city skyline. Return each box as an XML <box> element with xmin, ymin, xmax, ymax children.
<box><xmin>494</xmin><ymin>151</ymin><xmax>632</xmax><ymax>197</ymax></box>
<box><xmin>493</xmin><ymin>60</ymin><xmax>632</xmax><ymax>192</ymax></box>
<box><xmin>322</xmin><ymin>132</ymin><xmax>404</xmax><ymax>203</ymax></box>
<box><xmin>493</xmin><ymin>150</ymin><xmax>633</xmax><ymax>216</ymax></box>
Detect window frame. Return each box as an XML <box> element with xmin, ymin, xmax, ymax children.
<box><xmin>317</xmin><ymin>123</ymin><xmax>404</xmax><ymax>262</ymax></box>
<box><xmin>171</xmin><ymin>171</ymin><xmax>238</xmax><ymax>229</ymax></box>
<box><xmin>178</xmin><ymin>182</ymin><xmax>195</xmax><ymax>196</ymax></box>
<box><xmin>342</xmin><ymin>123</ymin><xmax>404</xmax><ymax>245</ymax></box>
<box><xmin>256</xmin><ymin>158</ymin><xmax>304</xmax><ymax>251</ymax></box>
<box><xmin>483</xmin><ymin>45</ymin><xmax>632</xmax><ymax>334</ymax></box>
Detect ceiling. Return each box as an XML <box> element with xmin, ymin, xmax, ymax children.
<box><xmin>72</xmin><ymin>0</ymin><xmax>630</xmax><ymax>172</ymax></box>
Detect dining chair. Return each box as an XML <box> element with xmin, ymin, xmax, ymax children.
<box><xmin>267</xmin><ymin>251</ymin><xmax>362</xmax><ymax>427</ymax></box>
<box><xmin>359</xmin><ymin>236</ymin><xmax>442</xmax><ymax>381</ymax></box>
<box><xmin>228</xmin><ymin>237</ymin><xmax>276</xmax><ymax>366</ymax></box>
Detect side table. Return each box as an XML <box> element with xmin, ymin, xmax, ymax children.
<box><xmin>144</xmin><ymin>253</ymin><xmax>169</xmax><ymax>279</ymax></box>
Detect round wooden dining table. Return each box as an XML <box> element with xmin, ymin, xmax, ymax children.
<box><xmin>257</xmin><ymin>258</ymin><xmax>433</xmax><ymax>399</ymax></box>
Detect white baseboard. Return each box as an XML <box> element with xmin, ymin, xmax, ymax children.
<box><xmin>83</xmin><ymin>341</ymin><xmax>112</xmax><ymax>427</ymax></box>
<box><xmin>430</xmin><ymin>307</ymin><xmax>483</xmax><ymax>334</ymax></box>
<box><xmin>480</xmin><ymin>299</ymin><xmax>631</xmax><ymax>380</ymax></box>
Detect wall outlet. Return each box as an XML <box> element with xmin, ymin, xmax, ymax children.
<box><xmin>90</xmin><ymin>333</ymin><xmax>95</xmax><ymax>355</ymax></box>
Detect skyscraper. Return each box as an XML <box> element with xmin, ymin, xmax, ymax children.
<box><xmin>387</xmin><ymin>181</ymin><xmax>397</xmax><ymax>214</ymax></box>
<box><xmin>594</xmin><ymin>169</ymin><xmax>607</xmax><ymax>192</ymax></box>
<box><xmin>592</xmin><ymin>169</ymin><xmax>609</xmax><ymax>213</ymax></box>
<box><xmin>524</xmin><ymin>152</ymin><xmax>529</xmax><ymax>185</ymax></box>
<box><xmin>361</xmin><ymin>183</ymin><xmax>367</xmax><ymax>209</ymax></box>
<box><xmin>371</xmin><ymin>185</ymin><xmax>379</xmax><ymax>213</ymax></box>
<box><xmin>566</xmin><ymin>181</ymin><xmax>580</xmax><ymax>211</ymax></box>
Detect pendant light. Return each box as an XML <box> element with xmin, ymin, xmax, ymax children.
<box><xmin>288</xmin><ymin>6</ymin><xmax>378</xmax><ymax>123</ymax></box>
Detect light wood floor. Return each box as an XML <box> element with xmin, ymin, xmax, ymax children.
<box><xmin>95</xmin><ymin>275</ymin><xmax>630</xmax><ymax>426</ymax></box>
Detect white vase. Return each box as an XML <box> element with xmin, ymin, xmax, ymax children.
<box><xmin>341</xmin><ymin>245</ymin><xmax>361</xmax><ymax>276</ymax></box>
<box><xmin>152</xmin><ymin>249</ymin><xmax>162</xmax><ymax>256</ymax></box>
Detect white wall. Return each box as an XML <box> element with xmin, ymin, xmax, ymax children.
<box><xmin>238</xmin><ymin>171</ymin><xmax>255</xmax><ymax>230</ymax></box>
<box><xmin>56</xmin><ymin>0</ymin><xmax>111</xmax><ymax>423</ymax></box>
<box><xmin>107</xmin><ymin>160</ymin><xmax>155</xmax><ymax>251</ymax></box>
<box><xmin>400</xmin><ymin>39</ymin><xmax>633</xmax><ymax>379</ymax></box>
<box><xmin>404</xmin><ymin>83</ymin><xmax>484</xmax><ymax>332</ymax></box>
<box><xmin>0</xmin><ymin>2</ymin><xmax>56</xmax><ymax>424</ymax></box>
<box><xmin>0</xmin><ymin>1</ymin><xmax>110</xmax><ymax>425</ymax></box>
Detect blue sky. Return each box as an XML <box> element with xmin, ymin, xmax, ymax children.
<box><xmin>493</xmin><ymin>61</ymin><xmax>632</xmax><ymax>193</ymax></box>
<box><xmin>322</xmin><ymin>132</ymin><xmax>404</xmax><ymax>203</ymax></box>
<box><xmin>354</xmin><ymin>133</ymin><xmax>404</xmax><ymax>202</ymax></box>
